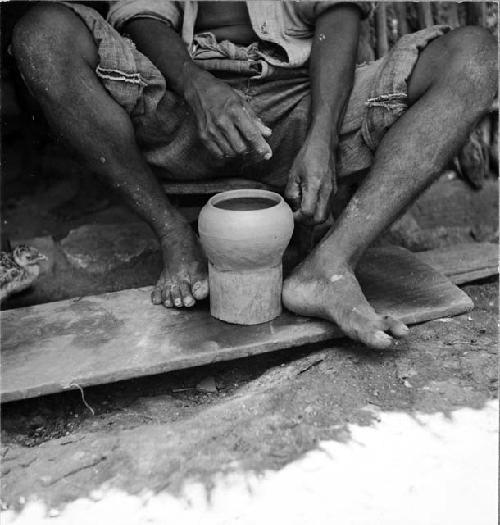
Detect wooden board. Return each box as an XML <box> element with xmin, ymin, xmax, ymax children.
<box><xmin>415</xmin><ymin>243</ymin><xmax>498</xmax><ymax>285</ymax></box>
<box><xmin>163</xmin><ymin>178</ymin><xmax>271</xmax><ymax>195</ymax></box>
<box><xmin>1</xmin><ymin>246</ymin><xmax>473</xmax><ymax>403</ymax></box>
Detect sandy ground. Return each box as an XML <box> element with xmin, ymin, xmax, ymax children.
<box><xmin>1</xmin><ymin>137</ymin><xmax>498</xmax><ymax>524</ymax></box>
<box><xmin>1</xmin><ymin>281</ymin><xmax>497</xmax><ymax>523</ymax></box>
<box><xmin>3</xmin><ymin>401</ymin><xmax>498</xmax><ymax>525</ymax></box>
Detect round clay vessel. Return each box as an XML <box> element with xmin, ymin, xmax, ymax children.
<box><xmin>198</xmin><ymin>189</ymin><xmax>294</xmax><ymax>325</ymax></box>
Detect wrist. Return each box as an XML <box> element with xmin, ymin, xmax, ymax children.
<box><xmin>181</xmin><ymin>61</ymin><xmax>221</xmax><ymax>99</ymax></box>
<box><xmin>180</xmin><ymin>60</ymin><xmax>204</xmax><ymax>93</ymax></box>
<box><xmin>306</xmin><ymin>120</ymin><xmax>338</xmax><ymax>151</ymax></box>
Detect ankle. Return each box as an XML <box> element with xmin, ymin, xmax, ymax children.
<box><xmin>308</xmin><ymin>240</ymin><xmax>352</xmax><ymax>270</ymax></box>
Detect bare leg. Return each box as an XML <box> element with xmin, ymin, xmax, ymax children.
<box><xmin>284</xmin><ymin>26</ymin><xmax>497</xmax><ymax>348</ymax></box>
<box><xmin>12</xmin><ymin>4</ymin><xmax>208</xmax><ymax>307</ymax></box>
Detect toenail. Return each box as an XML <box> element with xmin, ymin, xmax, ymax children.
<box><xmin>329</xmin><ymin>274</ymin><xmax>344</xmax><ymax>283</ymax></box>
<box><xmin>174</xmin><ymin>298</ymin><xmax>182</xmax><ymax>307</ymax></box>
<box><xmin>373</xmin><ymin>331</ymin><xmax>392</xmax><ymax>346</ymax></box>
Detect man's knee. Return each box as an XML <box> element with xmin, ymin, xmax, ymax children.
<box><xmin>443</xmin><ymin>26</ymin><xmax>497</xmax><ymax>98</ymax></box>
<box><xmin>12</xmin><ymin>4</ymin><xmax>97</xmax><ymax>87</ymax></box>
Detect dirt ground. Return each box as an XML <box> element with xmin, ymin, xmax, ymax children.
<box><xmin>1</xmin><ymin>279</ymin><xmax>497</xmax><ymax>512</ymax></box>
<box><xmin>1</xmin><ymin>132</ymin><xmax>498</xmax><ymax>516</ymax></box>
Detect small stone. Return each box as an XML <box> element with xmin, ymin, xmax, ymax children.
<box><xmin>19</xmin><ymin>496</ymin><xmax>26</xmax><ymax>505</ymax></box>
<box><xmin>304</xmin><ymin>406</ymin><xmax>313</xmax><ymax>414</ymax></box>
<box><xmin>48</xmin><ymin>509</ymin><xmax>59</xmax><ymax>518</ymax></box>
<box><xmin>40</xmin><ymin>475</ymin><xmax>52</xmax><ymax>486</ymax></box>
<box><xmin>196</xmin><ymin>377</ymin><xmax>217</xmax><ymax>393</ymax></box>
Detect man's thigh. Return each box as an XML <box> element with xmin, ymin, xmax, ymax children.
<box><xmin>60</xmin><ymin>2</ymin><xmax>225</xmax><ymax>181</ymax></box>
<box><xmin>337</xmin><ymin>25</ymin><xmax>451</xmax><ymax>177</ymax></box>
<box><xmin>246</xmin><ymin>25</ymin><xmax>451</xmax><ymax>189</ymax></box>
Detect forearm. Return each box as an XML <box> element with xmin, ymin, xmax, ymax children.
<box><xmin>123</xmin><ymin>18</ymin><xmax>271</xmax><ymax>162</ymax></box>
<box><xmin>309</xmin><ymin>5</ymin><xmax>361</xmax><ymax>142</ymax></box>
<box><xmin>123</xmin><ymin>18</ymin><xmax>203</xmax><ymax>95</ymax></box>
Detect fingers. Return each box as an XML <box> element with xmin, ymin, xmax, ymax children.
<box><xmin>199</xmin><ymin>102</ymin><xmax>272</xmax><ymax>160</ymax></box>
<box><xmin>201</xmin><ymin>135</ymin><xmax>226</xmax><ymax>161</ymax></box>
<box><xmin>234</xmin><ymin>109</ymin><xmax>272</xmax><ymax>161</ymax></box>
<box><xmin>255</xmin><ymin>118</ymin><xmax>272</xmax><ymax>137</ymax></box>
<box><xmin>285</xmin><ymin>171</ymin><xmax>301</xmax><ymax>212</ymax></box>
<box><xmin>243</xmin><ymin>105</ymin><xmax>272</xmax><ymax>137</ymax></box>
<box><xmin>220</xmin><ymin>122</ymin><xmax>248</xmax><ymax>156</ymax></box>
<box><xmin>199</xmin><ymin>126</ymin><xmax>233</xmax><ymax>159</ymax></box>
<box><xmin>293</xmin><ymin>182</ymin><xmax>321</xmax><ymax>225</ymax></box>
<box><xmin>300</xmin><ymin>180</ymin><xmax>320</xmax><ymax>219</ymax></box>
<box><xmin>313</xmin><ymin>182</ymin><xmax>333</xmax><ymax>225</ymax></box>
<box><xmin>287</xmin><ymin>164</ymin><xmax>333</xmax><ymax>226</ymax></box>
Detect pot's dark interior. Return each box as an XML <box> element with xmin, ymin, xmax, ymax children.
<box><xmin>214</xmin><ymin>196</ymin><xmax>278</xmax><ymax>211</ymax></box>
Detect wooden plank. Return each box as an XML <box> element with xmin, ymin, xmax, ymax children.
<box><xmin>465</xmin><ymin>1</ymin><xmax>487</xmax><ymax>26</ymax></box>
<box><xmin>394</xmin><ymin>2</ymin><xmax>409</xmax><ymax>36</ymax></box>
<box><xmin>417</xmin><ymin>2</ymin><xmax>434</xmax><ymax>29</ymax></box>
<box><xmin>375</xmin><ymin>3</ymin><xmax>389</xmax><ymax>58</ymax></box>
<box><xmin>445</xmin><ymin>2</ymin><xmax>460</xmax><ymax>28</ymax></box>
<box><xmin>416</xmin><ymin>243</ymin><xmax>498</xmax><ymax>285</ymax></box>
<box><xmin>163</xmin><ymin>178</ymin><xmax>271</xmax><ymax>195</ymax></box>
<box><xmin>1</xmin><ymin>246</ymin><xmax>473</xmax><ymax>403</ymax></box>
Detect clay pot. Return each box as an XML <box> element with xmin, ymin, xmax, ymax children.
<box><xmin>198</xmin><ymin>189</ymin><xmax>294</xmax><ymax>325</ymax></box>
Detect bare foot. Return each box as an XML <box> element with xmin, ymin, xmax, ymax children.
<box><xmin>282</xmin><ymin>256</ymin><xmax>408</xmax><ymax>349</ymax></box>
<box><xmin>151</xmin><ymin>223</ymin><xmax>208</xmax><ymax>309</ymax></box>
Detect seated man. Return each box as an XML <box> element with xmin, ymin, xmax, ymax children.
<box><xmin>11</xmin><ymin>1</ymin><xmax>497</xmax><ymax>348</ymax></box>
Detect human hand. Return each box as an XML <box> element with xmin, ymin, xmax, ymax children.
<box><xmin>183</xmin><ymin>64</ymin><xmax>272</xmax><ymax>161</ymax></box>
<box><xmin>285</xmin><ymin>135</ymin><xmax>337</xmax><ymax>225</ymax></box>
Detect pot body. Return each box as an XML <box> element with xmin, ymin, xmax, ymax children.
<box><xmin>198</xmin><ymin>189</ymin><xmax>294</xmax><ymax>325</ymax></box>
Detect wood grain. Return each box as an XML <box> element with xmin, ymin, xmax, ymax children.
<box><xmin>1</xmin><ymin>246</ymin><xmax>473</xmax><ymax>402</ymax></box>
<box><xmin>163</xmin><ymin>178</ymin><xmax>271</xmax><ymax>195</ymax></box>
<box><xmin>415</xmin><ymin>243</ymin><xmax>498</xmax><ymax>285</ymax></box>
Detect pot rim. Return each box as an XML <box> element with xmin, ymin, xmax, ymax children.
<box><xmin>206</xmin><ymin>189</ymin><xmax>284</xmax><ymax>212</ymax></box>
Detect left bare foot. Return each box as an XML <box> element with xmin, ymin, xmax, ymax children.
<box><xmin>151</xmin><ymin>221</ymin><xmax>208</xmax><ymax>308</ymax></box>
<box><xmin>282</xmin><ymin>255</ymin><xmax>408</xmax><ymax>349</ymax></box>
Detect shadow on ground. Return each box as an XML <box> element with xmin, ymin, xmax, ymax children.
<box><xmin>1</xmin><ymin>97</ymin><xmax>498</xmax><ymax>514</ymax></box>
<box><xmin>1</xmin><ymin>280</ymin><xmax>497</xmax><ymax>511</ymax></box>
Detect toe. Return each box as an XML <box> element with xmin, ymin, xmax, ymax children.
<box><xmin>161</xmin><ymin>285</ymin><xmax>174</xmax><ymax>308</ymax></box>
<box><xmin>170</xmin><ymin>284</ymin><xmax>183</xmax><ymax>308</ymax></box>
<box><xmin>151</xmin><ymin>286</ymin><xmax>163</xmax><ymax>305</ymax></box>
<box><xmin>180</xmin><ymin>281</ymin><xmax>195</xmax><ymax>307</ymax></box>
<box><xmin>349</xmin><ymin>317</ymin><xmax>393</xmax><ymax>349</ymax></box>
<box><xmin>383</xmin><ymin>315</ymin><xmax>409</xmax><ymax>338</ymax></box>
<box><xmin>192</xmin><ymin>279</ymin><xmax>209</xmax><ymax>300</ymax></box>
<box><xmin>362</xmin><ymin>329</ymin><xmax>393</xmax><ymax>349</ymax></box>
